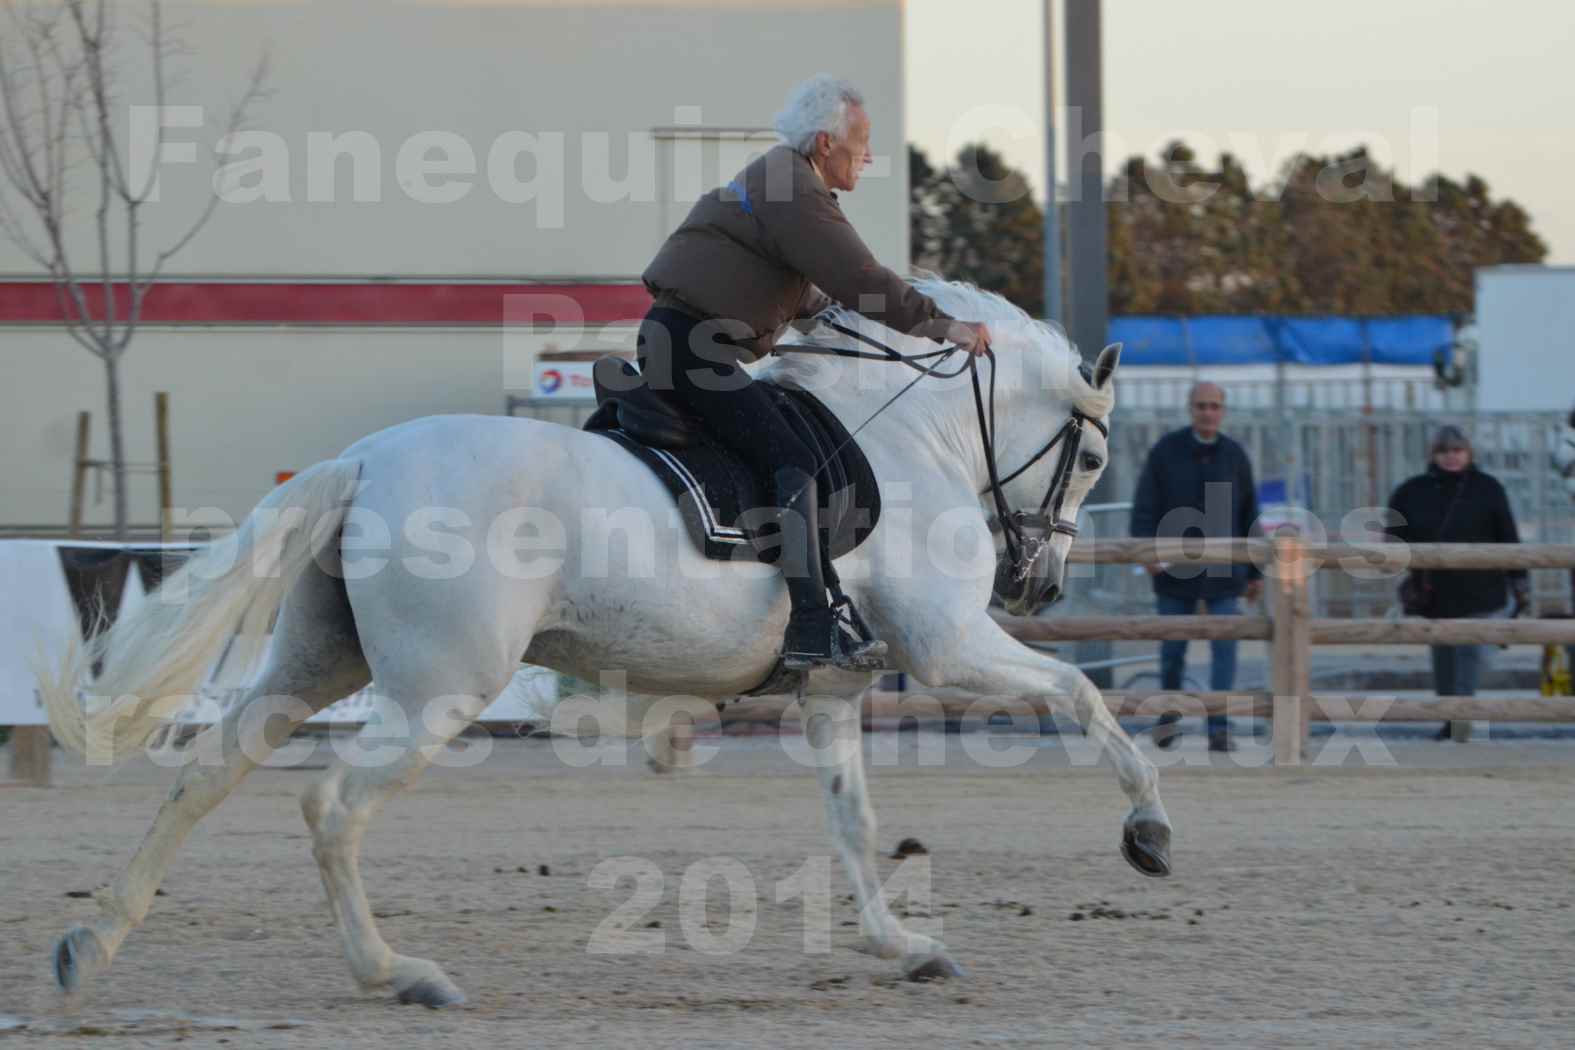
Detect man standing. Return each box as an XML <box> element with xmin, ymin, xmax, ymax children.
<box><xmin>1130</xmin><ymin>382</ymin><xmax>1262</xmax><ymax>751</ymax></box>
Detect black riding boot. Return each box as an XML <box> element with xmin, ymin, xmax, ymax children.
<box><xmin>773</xmin><ymin>467</ymin><xmax>886</xmax><ymax>671</ymax></box>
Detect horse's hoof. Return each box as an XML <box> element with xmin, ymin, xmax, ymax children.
<box><xmin>905</xmin><ymin>954</ymin><xmax>965</xmax><ymax>982</ymax></box>
<box><xmin>396</xmin><ymin>978</ymin><xmax>467</xmax><ymax>1009</ymax></box>
<box><xmin>1121</xmin><ymin>820</ymin><xmax>1173</xmax><ymax>878</ymax></box>
<box><xmin>53</xmin><ymin>926</ymin><xmax>109</xmax><ymax>994</ymax></box>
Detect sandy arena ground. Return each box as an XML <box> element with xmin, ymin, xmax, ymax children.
<box><xmin>4</xmin><ymin>729</ymin><xmax>1573</xmax><ymax>1048</ymax></box>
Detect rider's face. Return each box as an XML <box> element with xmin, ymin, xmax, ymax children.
<box><xmin>816</xmin><ymin>105</ymin><xmax>872</xmax><ymax>193</ymax></box>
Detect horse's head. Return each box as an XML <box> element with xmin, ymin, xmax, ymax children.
<box><xmin>991</xmin><ymin>343</ymin><xmax>1120</xmax><ymax>617</ymax></box>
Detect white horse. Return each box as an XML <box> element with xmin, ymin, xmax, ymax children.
<box><xmin>40</xmin><ymin>277</ymin><xmax>1170</xmax><ymax>1006</ymax></box>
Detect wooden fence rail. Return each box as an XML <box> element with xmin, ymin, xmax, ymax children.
<box><xmin>1069</xmin><ymin>539</ymin><xmax>1575</xmax><ymax>571</ymax></box>
<box><xmin>995</xmin><ymin>614</ymin><xmax>1575</xmax><ymax>646</ymax></box>
<box><xmin>719</xmin><ymin>691</ymin><xmax>1575</xmax><ymax>727</ymax></box>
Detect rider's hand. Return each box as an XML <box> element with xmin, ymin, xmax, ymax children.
<box><xmin>948</xmin><ymin>320</ymin><xmax>992</xmax><ymax>357</ymax></box>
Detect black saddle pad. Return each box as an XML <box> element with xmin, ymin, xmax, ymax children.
<box><xmin>588</xmin><ymin>383</ymin><xmax>882</xmax><ymax>563</ymax></box>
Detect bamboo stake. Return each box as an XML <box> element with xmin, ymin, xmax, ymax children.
<box><xmin>156</xmin><ymin>392</ymin><xmax>173</xmax><ymax>543</ymax></box>
<box><xmin>68</xmin><ymin>411</ymin><xmax>91</xmax><ymax>538</ymax></box>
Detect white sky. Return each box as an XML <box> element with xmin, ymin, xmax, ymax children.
<box><xmin>906</xmin><ymin>0</ymin><xmax>1575</xmax><ymax>263</ymax></box>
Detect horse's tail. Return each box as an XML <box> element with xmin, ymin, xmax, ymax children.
<box><xmin>39</xmin><ymin>458</ymin><xmax>362</xmax><ymax>765</ymax></box>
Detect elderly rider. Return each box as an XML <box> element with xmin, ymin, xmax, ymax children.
<box><xmin>639</xmin><ymin>74</ymin><xmax>991</xmax><ymax>671</ymax></box>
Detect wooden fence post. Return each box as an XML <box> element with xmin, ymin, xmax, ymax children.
<box><xmin>1270</xmin><ymin>535</ymin><xmax>1312</xmax><ymax>765</ymax></box>
<box><xmin>9</xmin><ymin>725</ymin><xmax>51</xmax><ymax>786</ymax></box>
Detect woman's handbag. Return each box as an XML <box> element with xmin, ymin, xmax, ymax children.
<box><xmin>1398</xmin><ymin>572</ymin><xmax>1434</xmax><ymax>616</ymax></box>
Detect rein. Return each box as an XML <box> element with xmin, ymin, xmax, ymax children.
<box><xmin>776</xmin><ymin>320</ymin><xmax>1106</xmax><ymax>582</ymax></box>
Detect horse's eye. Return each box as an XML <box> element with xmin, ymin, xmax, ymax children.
<box><xmin>1081</xmin><ymin>454</ymin><xmax>1103</xmax><ymax>472</ymax></box>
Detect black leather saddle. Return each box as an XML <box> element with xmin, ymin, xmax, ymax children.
<box><xmin>582</xmin><ymin>356</ymin><xmax>881</xmax><ymax>562</ymax></box>
<box><xmin>585</xmin><ymin>357</ymin><xmax>706</xmax><ymax>449</ymax></box>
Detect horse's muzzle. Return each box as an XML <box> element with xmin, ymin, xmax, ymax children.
<box><xmin>994</xmin><ymin>557</ymin><xmax>1061</xmax><ymax>617</ymax></box>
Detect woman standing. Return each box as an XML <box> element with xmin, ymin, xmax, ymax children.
<box><xmin>1386</xmin><ymin>425</ymin><xmax>1530</xmax><ymax>741</ymax></box>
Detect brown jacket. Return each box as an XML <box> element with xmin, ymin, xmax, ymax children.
<box><xmin>642</xmin><ymin>144</ymin><xmax>950</xmax><ymax>359</ymax></box>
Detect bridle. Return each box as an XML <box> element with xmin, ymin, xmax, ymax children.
<box><xmin>977</xmin><ymin>385</ymin><xmax>1107</xmax><ymax>583</ymax></box>
<box><xmin>777</xmin><ymin>318</ymin><xmax>1107</xmax><ymax>584</ymax></box>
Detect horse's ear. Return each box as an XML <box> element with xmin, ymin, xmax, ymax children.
<box><xmin>1092</xmin><ymin>343</ymin><xmax>1122</xmax><ymax>389</ymax></box>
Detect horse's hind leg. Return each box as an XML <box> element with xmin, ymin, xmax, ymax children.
<box><xmin>299</xmin><ymin>615</ymin><xmax>525</xmax><ymax>1008</ymax></box>
<box><xmin>645</xmin><ymin>717</ymin><xmax>695</xmax><ymax>774</ymax></box>
<box><xmin>54</xmin><ymin>564</ymin><xmax>370</xmax><ymax>995</ymax></box>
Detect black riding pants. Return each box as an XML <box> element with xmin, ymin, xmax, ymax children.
<box><xmin>635</xmin><ymin>306</ymin><xmax>819</xmax><ymax>485</ymax></box>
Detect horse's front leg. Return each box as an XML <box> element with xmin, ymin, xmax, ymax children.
<box><xmin>901</xmin><ymin>616</ymin><xmax>1173</xmax><ymax>878</ymax></box>
<box><xmin>799</xmin><ymin>693</ymin><xmax>963</xmax><ymax>980</ymax></box>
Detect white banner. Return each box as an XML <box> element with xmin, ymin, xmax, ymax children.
<box><xmin>0</xmin><ymin>540</ymin><xmax>85</xmax><ymax>727</ymax></box>
<box><xmin>530</xmin><ymin>359</ymin><xmax>600</xmax><ymax>401</ymax></box>
<box><xmin>0</xmin><ymin>540</ymin><xmax>556</xmax><ymax>728</ymax></box>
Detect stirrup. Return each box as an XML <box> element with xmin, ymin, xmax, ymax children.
<box><xmin>830</xmin><ymin>593</ymin><xmax>887</xmax><ymax>669</ymax></box>
<box><xmin>781</xmin><ymin>605</ymin><xmax>888</xmax><ymax>672</ymax></box>
<box><xmin>836</xmin><ymin>634</ymin><xmax>889</xmax><ymax>671</ymax></box>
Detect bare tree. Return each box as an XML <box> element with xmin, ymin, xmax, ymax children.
<box><xmin>0</xmin><ymin>0</ymin><xmax>265</xmax><ymax>536</ymax></box>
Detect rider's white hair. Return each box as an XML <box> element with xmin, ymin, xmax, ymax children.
<box><xmin>774</xmin><ymin>74</ymin><xmax>865</xmax><ymax>154</ymax></box>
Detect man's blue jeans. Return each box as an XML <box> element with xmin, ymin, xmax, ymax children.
<box><xmin>1429</xmin><ymin>644</ymin><xmax>1483</xmax><ymax>697</ymax></box>
<box><xmin>1157</xmin><ymin>594</ymin><xmax>1241</xmax><ymax>737</ymax></box>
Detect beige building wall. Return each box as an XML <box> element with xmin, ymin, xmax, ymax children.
<box><xmin>5</xmin><ymin>324</ymin><xmax>632</xmax><ymax>528</ymax></box>
<box><xmin>1</xmin><ymin>0</ymin><xmax>910</xmax><ymax>527</ymax></box>
<box><xmin>0</xmin><ymin>0</ymin><xmax>909</xmax><ymax>278</ymax></box>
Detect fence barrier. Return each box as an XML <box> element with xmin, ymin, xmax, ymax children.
<box><xmin>713</xmin><ymin>538</ymin><xmax>1575</xmax><ymax>766</ymax></box>
<box><xmin>1025</xmin><ymin>537</ymin><xmax>1575</xmax><ymax>763</ymax></box>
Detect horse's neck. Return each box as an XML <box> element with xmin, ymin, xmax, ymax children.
<box><xmin>768</xmin><ymin>350</ymin><xmax>1044</xmax><ymax>494</ymax></box>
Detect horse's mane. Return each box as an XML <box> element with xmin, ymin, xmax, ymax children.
<box><xmin>789</xmin><ymin>274</ymin><xmax>1114</xmax><ymax>419</ymax></box>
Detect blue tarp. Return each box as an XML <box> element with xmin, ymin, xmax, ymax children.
<box><xmin>1109</xmin><ymin>316</ymin><xmax>1454</xmax><ymax>367</ymax></box>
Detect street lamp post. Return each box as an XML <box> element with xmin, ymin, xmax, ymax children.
<box><xmin>1043</xmin><ymin>0</ymin><xmax>1063</xmax><ymax>324</ymax></box>
<box><xmin>1063</xmin><ymin>0</ymin><xmax>1107</xmax><ymax>368</ymax></box>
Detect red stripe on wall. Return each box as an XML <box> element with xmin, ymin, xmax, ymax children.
<box><xmin>0</xmin><ymin>281</ymin><xmax>653</xmax><ymax>326</ymax></box>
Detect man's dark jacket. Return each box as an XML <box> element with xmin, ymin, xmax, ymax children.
<box><xmin>1129</xmin><ymin>427</ymin><xmax>1262</xmax><ymax>601</ymax></box>
<box><xmin>1385</xmin><ymin>465</ymin><xmax>1525</xmax><ymax>618</ymax></box>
